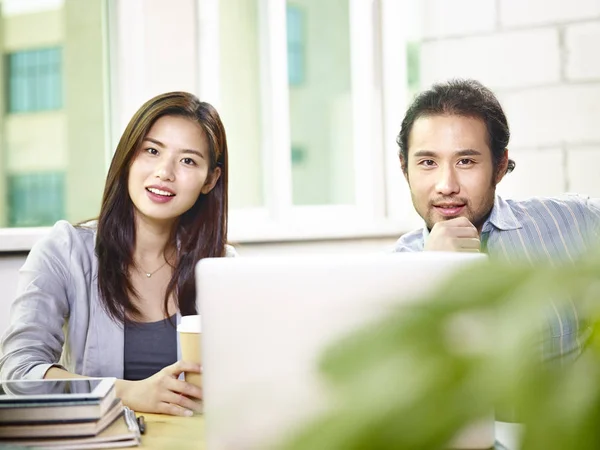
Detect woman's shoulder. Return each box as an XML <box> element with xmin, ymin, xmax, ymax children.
<box><xmin>50</xmin><ymin>219</ymin><xmax>96</xmax><ymax>245</ymax></box>
<box><xmin>30</xmin><ymin>220</ymin><xmax>97</xmax><ymax>263</ymax></box>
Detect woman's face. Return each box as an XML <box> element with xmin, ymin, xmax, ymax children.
<box><xmin>127</xmin><ymin>115</ymin><xmax>221</xmax><ymax>226</ymax></box>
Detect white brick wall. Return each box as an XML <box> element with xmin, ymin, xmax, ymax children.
<box><xmin>500</xmin><ymin>0</ymin><xmax>600</xmax><ymax>27</ymax></box>
<box><xmin>417</xmin><ymin>1</ymin><xmax>600</xmax><ymax>200</ymax></box>
<box><xmin>500</xmin><ymin>84</ymin><xmax>600</xmax><ymax>148</ymax></box>
<box><xmin>496</xmin><ymin>149</ymin><xmax>566</xmax><ymax>199</ymax></box>
<box><xmin>420</xmin><ymin>28</ymin><xmax>560</xmax><ymax>90</ymax></box>
<box><xmin>422</xmin><ymin>0</ymin><xmax>496</xmax><ymax>39</ymax></box>
<box><xmin>567</xmin><ymin>146</ymin><xmax>600</xmax><ymax>196</ymax></box>
<box><xmin>565</xmin><ymin>22</ymin><xmax>600</xmax><ymax>80</ymax></box>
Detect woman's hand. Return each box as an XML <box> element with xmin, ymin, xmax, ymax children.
<box><xmin>117</xmin><ymin>361</ymin><xmax>202</xmax><ymax>416</ymax></box>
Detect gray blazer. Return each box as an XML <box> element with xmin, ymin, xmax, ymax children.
<box><xmin>0</xmin><ymin>220</ymin><xmax>236</xmax><ymax>380</ymax></box>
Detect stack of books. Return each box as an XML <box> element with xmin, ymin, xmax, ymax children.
<box><xmin>0</xmin><ymin>378</ymin><xmax>140</xmax><ymax>449</ymax></box>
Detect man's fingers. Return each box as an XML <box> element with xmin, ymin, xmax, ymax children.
<box><xmin>432</xmin><ymin>224</ymin><xmax>479</xmax><ymax>239</ymax></box>
<box><xmin>448</xmin><ymin>227</ymin><xmax>480</xmax><ymax>238</ymax></box>
<box><xmin>457</xmin><ymin>238</ymin><xmax>481</xmax><ymax>250</ymax></box>
<box><xmin>435</xmin><ymin>216</ymin><xmax>476</xmax><ymax>228</ymax></box>
<box><xmin>431</xmin><ymin>219</ymin><xmax>477</xmax><ymax>237</ymax></box>
<box><xmin>425</xmin><ymin>217</ymin><xmax>482</xmax><ymax>252</ymax></box>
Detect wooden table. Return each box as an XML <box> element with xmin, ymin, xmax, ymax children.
<box><xmin>120</xmin><ymin>414</ymin><xmax>512</xmax><ymax>450</ymax></box>
<box><xmin>121</xmin><ymin>413</ymin><xmax>205</xmax><ymax>450</ymax></box>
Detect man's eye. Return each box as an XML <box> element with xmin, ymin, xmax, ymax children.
<box><xmin>420</xmin><ymin>160</ymin><xmax>435</xmax><ymax>167</ymax></box>
<box><xmin>458</xmin><ymin>159</ymin><xmax>474</xmax><ymax>165</ymax></box>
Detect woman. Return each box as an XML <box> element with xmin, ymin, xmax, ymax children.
<box><xmin>0</xmin><ymin>92</ymin><xmax>234</xmax><ymax>416</ymax></box>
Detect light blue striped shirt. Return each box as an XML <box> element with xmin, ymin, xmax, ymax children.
<box><xmin>393</xmin><ymin>194</ymin><xmax>600</xmax><ymax>361</ymax></box>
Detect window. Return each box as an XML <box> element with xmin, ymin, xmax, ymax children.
<box><xmin>286</xmin><ymin>5</ymin><xmax>304</xmax><ymax>86</ymax></box>
<box><xmin>200</xmin><ymin>0</ymin><xmax>422</xmax><ymax>240</ymax></box>
<box><xmin>8</xmin><ymin>172</ymin><xmax>65</xmax><ymax>227</ymax></box>
<box><xmin>0</xmin><ymin>0</ymin><xmax>109</xmax><ymax>230</ymax></box>
<box><xmin>288</xmin><ymin>0</ymin><xmax>354</xmax><ymax>207</ymax></box>
<box><xmin>213</xmin><ymin>0</ymin><xmax>265</xmax><ymax>211</ymax></box>
<box><xmin>6</xmin><ymin>47</ymin><xmax>62</xmax><ymax>113</ymax></box>
<box><xmin>0</xmin><ymin>0</ymin><xmax>423</xmax><ymax>248</ymax></box>
<box><xmin>406</xmin><ymin>41</ymin><xmax>420</xmax><ymax>99</ymax></box>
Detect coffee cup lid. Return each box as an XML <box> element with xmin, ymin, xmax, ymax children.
<box><xmin>178</xmin><ymin>314</ymin><xmax>201</xmax><ymax>333</ymax></box>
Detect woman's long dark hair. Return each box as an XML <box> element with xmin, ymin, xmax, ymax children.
<box><xmin>96</xmin><ymin>92</ymin><xmax>228</xmax><ymax>322</ymax></box>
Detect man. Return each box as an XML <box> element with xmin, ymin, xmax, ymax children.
<box><xmin>393</xmin><ymin>79</ymin><xmax>600</xmax><ymax>360</ymax></box>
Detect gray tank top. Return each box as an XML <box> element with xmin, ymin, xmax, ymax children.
<box><xmin>123</xmin><ymin>315</ymin><xmax>177</xmax><ymax>381</ymax></box>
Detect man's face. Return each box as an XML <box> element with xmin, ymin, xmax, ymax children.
<box><xmin>403</xmin><ymin>114</ymin><xmax>505</xmax><ymax>232</ymax></box>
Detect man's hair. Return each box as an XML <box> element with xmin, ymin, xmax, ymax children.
<box><xmin>397</xmin><ymin>79</ymin><xmax>515</xmax><ymax>174</ymax></box>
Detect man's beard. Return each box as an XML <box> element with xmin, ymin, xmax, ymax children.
<box><xmin>419</xmin><ymin>191</ymin><xmax>496</xmax><ymax>232</ymax></box>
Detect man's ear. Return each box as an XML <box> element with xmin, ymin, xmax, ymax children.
<box><xmin>201</xmin><ymin>167</ymin><xmax>221</xmax><ymax>194</ymax></box>
<box><xmin>400</xmin><ymin>156</ymin><xmax>409</xmax><ymax>182</ymax></box>
<box><xmin>495</xmin><ymin>149</ymin><xmax>509</xmax><ymax>184</ymax></box>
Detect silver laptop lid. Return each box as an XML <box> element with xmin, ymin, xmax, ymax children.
<box><xmin>196</xmin><ymin>252</ymin><xmax>491</xmax><ymax>450</ymax></box>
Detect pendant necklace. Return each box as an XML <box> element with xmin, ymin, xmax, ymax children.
<box><xmin>137</xmin><ymin>258</ymin><xmax>169</xmax><ymax>278</ymax></box>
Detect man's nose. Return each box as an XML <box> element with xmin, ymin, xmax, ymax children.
<box><xmin>435</xmin><ymin>166</ymin><xmax>460</xmax><ymax>195</ymax></box>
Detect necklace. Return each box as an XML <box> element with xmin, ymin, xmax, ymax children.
<box><xmin>136</xmin><ymin>258</ymin><xmax>169</xmax><ymax>278</ymax></box>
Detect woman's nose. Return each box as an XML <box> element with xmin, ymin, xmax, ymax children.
<box><xmin>155</xmin><ymin>158</ymin><xmax>175</xmax><ymax>181</ymax></box>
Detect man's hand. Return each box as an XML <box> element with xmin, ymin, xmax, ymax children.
<box><xmin>116</xmin><ymin>361</ymin><xmax>202</xmax><ymax>416</ymax></box>
<box><xmin>424</xmin><ymin>217</ymin><xmax>481</xmax><ymax>253</ymax></box>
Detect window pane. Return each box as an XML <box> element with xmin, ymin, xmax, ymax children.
<box><xmin>286</xmin><ymin>6</ymin><xmax>304</xmax><ymax>86</ymax></box>
<box><xmin>287</xmin><ymin>0</ymin><xmax>354</xmax><ymax>206</ymax></box>
<box><xmin>0</xmin><ymin>0</ymin><xmax>108</xmax><ymax>227</ymax></box>
<box><xmin>407</xmin><ymin>41</ymin><xmax>421</xmax><ymax>99</ymax></box>
<box><xmin>219</xmin><ymin>0</ymin><xmax>264</xmax><ymax>209</ymax></box>
<box><xmin>7</xmin><ymin>47</ymin><xmax>62</xmax><ymax>113</ymax></box>
<box><xmin>8</xmin><ymin>172</ymin><xmax>65</xmax><ymax>227</ymax></box>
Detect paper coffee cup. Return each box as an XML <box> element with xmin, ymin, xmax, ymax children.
<box><xmin>178</xmin><ymin>315</ymin><xmax>202</xmax><ymax>389</ymax></box>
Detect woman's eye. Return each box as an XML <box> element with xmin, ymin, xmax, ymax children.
<box><xmin>182</xmin><ymin>157</ymin><xmax>196</xmax><ymax>166</ymax></box>
<box><xmin>146</xmin><ymin>147</ymin><xmax>159</xmax><ymax>156</ymax></box>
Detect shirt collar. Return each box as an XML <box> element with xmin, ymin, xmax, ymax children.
<box><xmin>482</xmin><ymin>195</ymin><xmax>522</xmax><ymax>233</ymax></box>
<box><xmin>422</xmin><ymin>226</ymin><xmax>430</xmax><ymax>243</ymax></box>
<box><xmin>422</xmin><ymin>195</ymin><xmax>522</xmax><ymax>243</ymax></box>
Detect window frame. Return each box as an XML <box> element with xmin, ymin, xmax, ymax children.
<box><xmin>0</xmin><ymin>0</ymin><xmax>115</xmax><ymax>250</ymax></box>
<box><xmin>199</xmin><ymin>0</ymin><xmax>420</xmax><ymax>243</ymax></box>
<box><xmin>0</xmin><ymin>0</ymin><xmax>422</xmax><ymax>252</ymax></box>
<box><xmin>6</xmin><ymin>46</ymin><xmax>63</xmax><ymax>114</ymax></box>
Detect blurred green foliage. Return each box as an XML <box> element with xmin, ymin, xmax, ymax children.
<box><xmin>282</xmin><ymin>253</ymin><xmax>600</xmax><ymax>450</ymax></box>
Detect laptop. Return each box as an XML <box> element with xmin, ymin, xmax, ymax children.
<box><xmin>196</xmin><ymin>252</ymin><xmax>494</xmax><ymax>450</ymax></box>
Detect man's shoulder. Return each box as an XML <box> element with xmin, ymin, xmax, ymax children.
<box><xmin>499</xmin><ymin>194</ymin><xmax>600</xmax><ymax>243</ymax></box>
<box><xmin>391</xmin><ymin>228</ymin><xmax>424</xmax><ymax>253</ymax></box>
<box><xmin>492</xmin><ymin>194</ymin><xmax>600</xmax><ymax>260</ymax></box>
<box><xmin>503</xmin><ymin>194</ymin><xmax>598</xmax><ymax>217</ymax></box>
